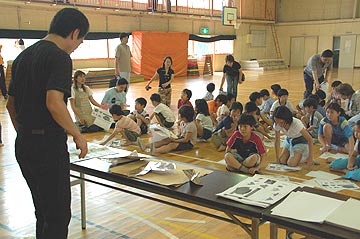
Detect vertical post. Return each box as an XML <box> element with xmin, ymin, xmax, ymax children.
<box><xmin>80</xmin><ymin>172</ymin><xmax>86</xmax><ymax>229</ymax></box>
<box><xmin>353</xmin><ymin>0</ymin><xmax>358</xmax><ymax>19</ymax></box>
<box><xmin>251</xmin><ymin>217</ymin><xmax>260</xmax><ymax>239</ymax></box>
<box><xmin>270</xmin><ymin>223</ymin><xmax>278</xmax><ymax>239</ymax></box>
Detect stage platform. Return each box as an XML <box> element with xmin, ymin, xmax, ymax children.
<box><xmin>240</xmin><ymin>59</ymin><xmax>288</xmax><ymax>71</ymax></box>
<box><xmin>75</xmin><ymin>68</ymin><xmax>144</xmax><ymax>87</ymax></box>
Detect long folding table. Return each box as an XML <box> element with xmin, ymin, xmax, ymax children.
<box><xmin>70</xmin><ymin>154</ymin><xmax>267</xmax><ymax>239</ymax></box>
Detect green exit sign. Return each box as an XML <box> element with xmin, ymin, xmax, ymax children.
<box><xmin>200</xmin><ymin>27</ymin><xmax>209</xmax><ymax>34</ymax></box>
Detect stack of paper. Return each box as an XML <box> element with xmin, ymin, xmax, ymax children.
<box><xmin>217</xmin><ymin>175</ymin><xmax>298</xmax><ymax>208</ymax></box>
<box><xmin>271</xmin><ymin>191</ymin><xmax>344</xmax><ymax>223</ymax></box>
<box><xmin>325</xmin><ymin>198</ymin><xmax>360</xmax><ymax>232</ymax></box>
<box><xmin>68</xmin><ymin>142</ymin><xmax>118</xmax><ymax>163</ymax></box>
<box><xmin>272</xmin><ymin>191</ymin><xmax>360</xmax><ymax>232</ymax></box>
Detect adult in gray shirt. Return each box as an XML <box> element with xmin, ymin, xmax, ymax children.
<box><xmin>303</xmin><ymin>49</ymin><xmax>333</xmax><ymax>98</ymax></box>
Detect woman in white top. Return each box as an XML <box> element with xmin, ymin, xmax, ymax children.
<box><xmin>195</xmin><ymin>99</ymin><xmax>213</xmax><ymax>140</ymax></box>
<box><xmin>69</xmin><ymin>70</ymin><xmax>103</xmax><ymax>133</ymax></box>
<box><xmin>273</xmin><ymin>106</ymin><xmax>313</xmax><ymax>167</ymax></box>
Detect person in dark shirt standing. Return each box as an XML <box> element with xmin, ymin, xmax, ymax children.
<box><xmin>145</xmin><ymin>56</ymin><xmax>174</xmax><ymax>107</ymax></box>
<box><xmin>6</xmin><ymin>8</ymin><xmax>88</xmax><ymax>239</ymax></box>
<box><xmin>219</xmin><ymin>55</ymin><xmax>244</xmax><ymax>101</ymax></box>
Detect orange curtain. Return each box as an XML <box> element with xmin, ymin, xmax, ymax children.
<box><xmin>131</xmin><ymin>31</ymin><xmax>189</xmax><ymax>80</ymax></box>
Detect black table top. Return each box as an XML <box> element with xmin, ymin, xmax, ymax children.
<box><xmin>71</xmin><ymin>157</ymin><xmax>266</xmax><ymax>218</ymax></box>
<box><xmin>263</xmin><ymin>187</ymin><xmax>359</xmax><ymax>239</ymax></box>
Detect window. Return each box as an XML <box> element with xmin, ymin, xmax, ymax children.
<box><xmin>215</xmin><ymin>40</ymin><xmax>233</xmax><ymax>54</ymax></box>
<box><xmin>71</xmin><ymin>39</ymin><xmax>108</xmax><ymax>59</ymax></box>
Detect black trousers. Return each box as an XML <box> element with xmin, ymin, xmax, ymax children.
<box><xmin>0</xmin><ymin>65</ymin><xmax>7</xmax><ymax>97</ymax></box>
<box><xmin>15</xmin><ymin>129</ymin><xmax>71</xmax><ymax>239</ymax></box>
<box><xmin>303</xmin><ymin>72</ymin><xmax>324</xmax><ymax>99</ymax></box>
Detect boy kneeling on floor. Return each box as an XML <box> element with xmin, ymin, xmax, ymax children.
<box><xmin>225</xmin><ymin>114</ymin><xmax>266</xmax><ymax>175</ymax></box>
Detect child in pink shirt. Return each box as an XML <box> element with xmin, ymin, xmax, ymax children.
<box><xmin>100</xmin><ymin>105</ymin><xmax>140</xmax><ymax>145</ymax></box>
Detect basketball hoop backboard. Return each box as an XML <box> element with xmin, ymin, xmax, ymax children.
<box><xmin>222</xmin><ymin>6</ymin><xmax>237</xmax><ymax>26</ymax></box>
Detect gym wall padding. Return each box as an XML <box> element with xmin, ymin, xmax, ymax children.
<box><xmin>131</xmin><ymin>31</ymin><xmax>189</xmax><ymax>80</ymax></box>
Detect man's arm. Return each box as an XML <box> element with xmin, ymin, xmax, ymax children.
<box><xmin>311</xmin><ymin>70</ymin><xmax>320</xmax><ymax>89</ymax></box>
<box><xmin>115</xmin><ymin>57</ymin><xmax>119</xmax><ymax>76</ymax></box>
<box><xmin>47</xmin><ymin>90</ymin><xmax>88</xmax><ymax>158</ymax></box>
<box><xmin>6</xmin><ymin>96</ymin><xmax>17</xmax><ymax>131</ymax></box>
<box><xmin>324</xmin><ymin>68</ymin><xmax>332</xmax><ymax>83</ymax></box>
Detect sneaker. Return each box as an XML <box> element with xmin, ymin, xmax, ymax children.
<box><xmin>136</xmin><ymin>138</ymin><xmax>146</xmax><ymax>151</ymax></box>
<box><xmin>330</xmin><ymin>144</ymin><xmax>339</xmax><ymax>151</ymax></box>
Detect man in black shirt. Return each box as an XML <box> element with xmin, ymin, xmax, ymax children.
<box><xmin>219</xmin><ymin>54</ymin><xmax>244</xmax><ymax>101</ymax></box>
<box><xmin>6</xmin><ymin>8</ymin><xmax>89</xmax><ymax>239</ymax></box>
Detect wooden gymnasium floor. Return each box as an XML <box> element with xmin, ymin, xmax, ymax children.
<box><xmin>0</xmin><ymin>67</ymin><xmax>360</xmax><ymax>239</ymax></box>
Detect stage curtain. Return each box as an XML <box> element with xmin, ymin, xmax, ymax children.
<box><xmin>131</xmin><ymin>31</ymin><xmax>189</xmax><ymax>79</ymax></box>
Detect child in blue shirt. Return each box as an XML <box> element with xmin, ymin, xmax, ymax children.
<box><xmin>318</xmin><ymin>103</ymin><xmax>354</xmax><ymax>154</ymax></box>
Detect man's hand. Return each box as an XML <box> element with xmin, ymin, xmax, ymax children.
<box><xmin>74</xmin><ymin>134</ymin><xmax>88</xmax><ymax>158</ymax></box>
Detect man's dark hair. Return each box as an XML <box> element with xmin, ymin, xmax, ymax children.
<box><xmin>179</xmin><ymin>105</ymin><xmax>195</xmax><ymax>122</ymax></box>
<box><xmin>303</xmin><ymin>98</ymin><xmax>318</xmax><ymax>109</ymax></box>
<box><xmin>135</xmin><ymin>97</ymin><xmax>147</xmax><ymax>107</ymax></box>
<box><xmin>206</xmin><ymin>83</ymin><xmax>215</xmax><ymax>93</ymax></box>
<box><xmin>238</xmin><ymin>114</ymin><xmax>257</xmax><ymax>127</ymax></box>
<box><xmin>321</xmin><ymin>49</ymin><xmax>333</xmax><ymax>58</ymax></box>
<box><xmin>225</xmin><ymin>54</ymin><xmax>234</xmax><ymax>63</ymax></box>
<box><xmin>150</xmin><ymin>93</ymin><xmax>161</xmax><ymax>103</ymax></box>
<box><xmin>116</xmin><ymin>78</ymin><xmax>128</xmax><ymax>86</ymax></box>
<box><xmin>277</xmin><ymin>89</ymin><xmax>289</xmax><ymax>97</ymax></box>
<box><xmin>259</xmin><ymin>89</ymin><xmax>270</xmax><ymax>97</ymax></box>
<box><xmin>249</xmin><ymin>92</ymin><xmax>262</xmax><ymax>102</ymax></box>
<box><xmin>48</xmin><ymin>8</ymin><xmax>89</xmax><ymax>39</ymax></box>
<box><xmin>245</xmin><ymin>101</ymin><xmax>258</xmax><ymax>113</ymax></box>
<box><xmin>119</xmin><ymin>32</ymin><xmax>129</xmax><ymax>40</ymax></box>
<box><xmin>109</xmin><ymin>105</ymin><xmax>124</xmax><ymax>116</ymax></box>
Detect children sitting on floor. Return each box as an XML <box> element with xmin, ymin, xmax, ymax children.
<box><xmin>211</xmin><ymin>102</ymin><xmax>243</xmax><ymax>152</ymax></box>
<box><xmin>244</xmin><ymin>101</ymin><xmax>272</xmax><ymax>140</ymax></box>
<box><xmin>203</xmin><ymin>83</ymin><xmax>215</xmax><ymax>101</ymax></box>
<box><xmin>273</xmin><ymin>106</ymin><xmax>314</xmax><ymax>166</ymax></box>
<box><xmin>129</xmin><ymin>97</ymin><xmax>150</xmax><ymax>135</ymax></box>
<box><xmin>270</xmin><ymin>84</ymin><xmax>281</xmax><ymax>101</ymax></box>
<box><xmin>326</xmin><ymin>80</ymin><xmax>342</xmax><ymax>107</ymax></box>
<box><xmin>100</xmin><ymin>105</ymin><xmax>141</xmax><ymax>146</ymax></box>
<box><xmin>301</xmin><ymin>98</ymin><xmax>323</xmax><ymax>139</ymax></box>
<box><xmin>150</xmin><ymin>93</ymin><xmax>176</xmax><ymax>129</ymax></box>
<box><xmin>177</xmin><ymin>88</ymin><xmax>193</xmax><ymax>109</ymax></box>
<box><xmin>318</xmin><ymin>103</ymin><xmax>354</xmax><ymax>154</ymax></box>
<box><xmin>335</xmin><ymin>83</ymin><xmax>360</xmax><ymax>120</ymax></box>
<box><xmin>224</xmin><ymin>114</ymin><xmax>266</xmax><ymax>175</ymax></box>
<box><xmin>249</xmin><ymin>91</ymin><xmax>272</xmax><ymax>128</ymax></box>
<box><xmin>259</xmin><ymin>89</ymin><xmax>275</xmax><ymax>115</ymax></box>
<box><xmin>194</xmin><ymin>99</ymin><xmax>214</xmax><ymax>141</ymax></box>
<box><xmin>270</xmin><ymin>88</ymin><xmax>296</xmax><ymax>116</ymax></box>
<box><xmin>138</xmin><ymin>105</ymin><xmax>197</xmax><ymax>154</ymax></box>
<box><xmin>330</xmin><ymin>120</ymin><xmax>360</xmax><ymax>181</ymax></box>
<box><xmin>211</xmin><ymin>94</ymin><xmax>229</xmax><ymax>126</ymax></box>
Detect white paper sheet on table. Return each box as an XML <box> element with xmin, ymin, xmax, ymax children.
<box><xmin>217</xmin><ymin>175</ymin><xmax>298</xmax><ymax>208</ymax></box>
<box><xmin>325</xmin><ymin>198</ymin><xmax>360</xmax><ymax>232</ymax></box>
<box><xmin>68</xmin><ymin>142</ymin><xmax>119</xmax><ymax>163</ymax></box>
<box><xmin>313</xmin><ymin>179</ymin><xmax>359</xmax><ymax>192</ymax></box>
<box><xmin>306</xmin><ymin>170</ymin><xmax>340</xmax><ymax>180</ymax></box>
<box><xmin>271</xmin><ymin>191</ymin><xmax>344</xmax><ymax>223</ymax></box>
